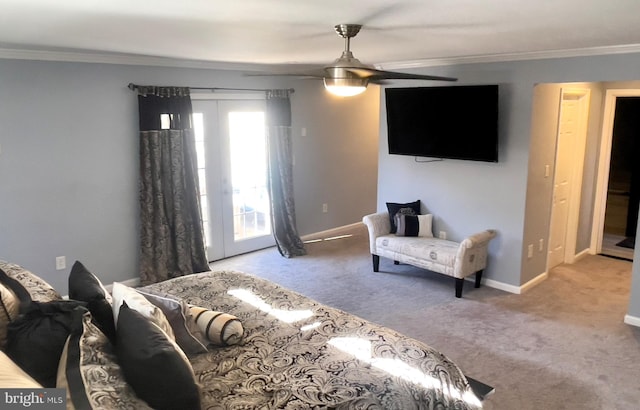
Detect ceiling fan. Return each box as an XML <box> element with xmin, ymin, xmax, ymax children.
<box><xmin>251</xmin><ymin>24</ymin><xmax>458</xmax><ymax>97</ymax></box>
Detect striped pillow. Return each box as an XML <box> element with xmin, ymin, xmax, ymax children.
<box><xmin>189</xmin><ymin>306</ymin><xmax>243</xmax><ymax>346</ymax></box>
<box><xmin>394</xmin><ymin>213</ymin><xmax>434</xmax><ymax>237</ymax></box>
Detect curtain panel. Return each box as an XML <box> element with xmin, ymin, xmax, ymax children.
<box><xmin>137</xmin><ymin>86</ymin><xmax>209</xmax><ymax>284</ymax></box>
<box><xmin>266</xmin><ymin>90</ymin><xmax>306</xmax><ymax>258</ymax></box>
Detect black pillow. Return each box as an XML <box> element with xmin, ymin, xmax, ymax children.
<box><xmin>68</xmin><ymin>261</ymin><xmax>116</xmax><ymax>343</ymax></box>
<box><xmin>386</xmin><ymin>200</ymin><xmax>421</xmax><ymax>233</ymax></box>
<box><xmin>5</xmin><ymin>300</ymin><xmax>88</xmax><ymax>387</ymax></box>
<box><xmin>116</xmin><ymin>302</ymin><xmax>201</xmax><ymax>410</ymax></box>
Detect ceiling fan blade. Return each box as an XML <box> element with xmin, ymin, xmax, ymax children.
<box><xmin>345</xmin><ymin>67</ymin><xmax>457</xmax><ymax>83</ymax></box>
<box><xmin>356</xmin><ymin>3</ymin><xmax>411</xmax><ymax>26</ymax></box>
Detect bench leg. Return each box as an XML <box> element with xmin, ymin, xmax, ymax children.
<box><xmin>372</xmin><ymin>255</ymin><xmax>380</xmax><ymax>272</ymax></box>
<box><xmin>475</xmin><ymin>270</ymin><xmax>484</xmax><ymax>288</ymax></box>
<box><xmin>455</xmin><ymin>278</ymin><xmax>464</xmax><ymax>298</ymax></box>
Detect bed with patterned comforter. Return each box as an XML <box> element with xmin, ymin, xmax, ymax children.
<box><xmin>141</xmin><ymin>270</ymin><xmax>482</xmax><ymax>409</ymax></box>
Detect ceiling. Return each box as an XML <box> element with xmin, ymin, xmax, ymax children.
<box><xmin>2</xmin><ymin>0</ymin><xmax>640</xmax><ymax>70</ymax></box>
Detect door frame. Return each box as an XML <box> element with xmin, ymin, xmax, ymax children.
<box><xmin>591</xmin><ymin>89</ymin><xmax>640</xmax><ymax>253</ymax></box>
<box><xmin>547</xmin><ymin>87</ymin><xmax>591</xmax><ymax>269</ymax></box>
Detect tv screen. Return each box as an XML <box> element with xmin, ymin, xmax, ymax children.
<box><xmin>385</xmin><ymin>85</ymin><xmax>499</xmax><ymax>162</ymax></box>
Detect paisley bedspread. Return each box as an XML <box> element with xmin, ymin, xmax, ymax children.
<box><xmin>141</xmin><ymin>270</ymin><xmax>482</xmax><ymax>410</ymax></box>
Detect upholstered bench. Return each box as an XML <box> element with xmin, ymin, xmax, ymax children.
<box><xmin>363</xmin><ymin>212</ymin><xmax>496</xmax><ymax>298</ymax></box>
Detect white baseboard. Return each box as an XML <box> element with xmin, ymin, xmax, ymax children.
<box><xmin>624</xmin><ymin>314</ymin><xmax>640</xmax><ymax>328</ymax></box>
<box><xmin>301</xmin><ymin>222</ymin><xmax>363</xmax><ymax>241</ymax></box>
<box><xmin>465</xmin><ymin>271</ymin><xmax>548</xmax><ymax>294</ymax></box>
<box><xmin>520</xmin><ymin>271</ymin><xmax>549</xmax><ymax>293</ymax></box>
<box><xmin>573</xmin><ymin>248</ymin><xmax>591</xmax><ymax>262</ymax></box>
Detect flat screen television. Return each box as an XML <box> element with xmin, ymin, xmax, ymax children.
<box><xmin>385</xmin><ymin>85</ymin><xmax>499</xmax><ymax>162</ymax></box>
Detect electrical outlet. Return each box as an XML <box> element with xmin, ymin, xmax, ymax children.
<box><xmin>439</xmin><ymin>231</ymin><xmax>447</xmax><ymax>240</ymax></box>
<box><xmin>527</xmin><ymin>245</ymin><xmax>534</xmax><ymax>259</ymax></box>
<box><xmin>539</xmin><ymin>239</ymin><xmax>544</xmax><ymax>251</ymax></box>
<box><xmin>322</xmin><ymin>203</ymin><xmax>328</xmax><ymax>213</ymax></box>
<box><xmin>55</xmin><ymin>256</ymin><xmax>66</xmax><ymax>270</ymax></box>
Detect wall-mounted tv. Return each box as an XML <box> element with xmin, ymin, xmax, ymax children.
<box><xmin>385</xmin><ymin>85</ymin><xmax>499</xmax><ymax>162</ymax></box>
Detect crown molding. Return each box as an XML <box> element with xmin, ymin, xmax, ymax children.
<box><xmin>3</xmin><ymin>43</ymin><xmax>640</xmax><ymax>72</ymax></box>
<box><xmin>0</xmin><ymin>47</ymin><xmax>271</xmax><ymax>72</ymax></box>
<box><xmin>376</xmin><ymin>43</ymin><xmax>640</xmax><ymax>70</ymax></box>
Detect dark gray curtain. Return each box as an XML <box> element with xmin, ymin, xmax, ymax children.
<box><xmin>137</xmin><ymin>86</ymin><xmax>209</xmax><ymax>284</ymax></box>
<box><xmin>266</xmin><ymin>90</ymin><xmax>306</xmax><ymax>257</ymax></box>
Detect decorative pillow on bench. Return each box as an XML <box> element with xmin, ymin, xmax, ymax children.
<box><xmin>394</xmin><ymin>214</ymin><xmax>434</xmax><ymax>237</ymax></box>
<box><xmin>386</xmin><ymin>200</ymin><xmax>421</xmax><ymax>233</ymax></box>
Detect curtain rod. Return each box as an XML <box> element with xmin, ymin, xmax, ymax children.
<box><xmin>127</xmin><ymin>83</ymin><xmax>294</xmax><ymax>93</ymax></box>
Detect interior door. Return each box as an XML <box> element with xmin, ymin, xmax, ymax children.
<box><xmin>548</xmin><ymin>97</ymin><xmax>579</xmax><ymax>268</ymax></box>
<box><xmin>193</xmin><ymin>99</ymin><xmax>274</xmax><ymax>260</ymax></box>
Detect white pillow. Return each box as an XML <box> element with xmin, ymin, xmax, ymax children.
<box><xmin>111</xmin><ymin>282</ymin><xmax>175</xmax><ymax>341</ymax></box>
<box><xmin>417</xmin><ymin>214</ymin><xmax>434</xmax><ymax>237</ymax></box>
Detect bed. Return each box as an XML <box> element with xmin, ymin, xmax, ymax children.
<box><xmin>141</xmin><ymin>270</ymin><xmax>483</xmax><ymax>409</ymax></box>
<box><xmin>1</xmin><ymin>259</ymin><xmax>483</xmax><ymax>409</ymax></box>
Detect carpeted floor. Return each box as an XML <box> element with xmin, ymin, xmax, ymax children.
<box><xmin>209</xmin><ymin>223</ymin><xmax>640</xmax><ymax>410</ymax></box>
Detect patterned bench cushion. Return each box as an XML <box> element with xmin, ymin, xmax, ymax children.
<box><xmin>376</xmin><ymin>235</ymin><xmax>460</xmax><ymax>276</ymax></box>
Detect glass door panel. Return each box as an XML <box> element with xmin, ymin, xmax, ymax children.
<box><xmin>193</xmin><ymin>99</ymin><xmax>274</xmax><ymax>260</ymax></box>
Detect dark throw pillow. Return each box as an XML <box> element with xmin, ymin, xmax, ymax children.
<box><xmin>386</xmin><ymin>200</ymin><xmax>421</xmax><ymax>233</ymax></box>
<box><xmin>68</xmin><ymin>261</ymin><xmax>116</xmax><ymax>343</ymax></box>
<box><xmin>5</xmin><ymin>300</ymin><xmax>88</xmax><ymax>387</ymax></box>
<box><xmin>116</xmin><ymin>302</ymin><xmax>201</xmax><ymax>410</ymax></box>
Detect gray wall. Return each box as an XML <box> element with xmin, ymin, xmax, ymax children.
<box><xmin>0</xmin><ymin>58</ymin><xmax>379</xmax><ymax>294</ymax></box>
<box><xmin>291</xmin><ymin>81</ymin><xmax>379</xmax><ymax>235</ymax></box>
<box><xmin>375</xmin><ymin>53</ymin><xmax>640</xmax><ymax>319</ymax></box>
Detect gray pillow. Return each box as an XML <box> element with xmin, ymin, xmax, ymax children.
<box><xmin>136</xmin><ymin>289</ymin><xmax>208</xmax><ymax>355</ymax></box>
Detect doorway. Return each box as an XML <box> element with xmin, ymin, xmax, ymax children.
<box><xmin>600</xmin><ymin>97</ymin><xmax>640</xmax><ymax>260</ymax></box>
<box><xmin>547</xmin><ymin>88</ymin><xmax>590</xmax><ymax>270</ymax></box>
<box><xmin>593</xmin><ymin>90</ymin><xmax>640</xmax><ymax>261</ymax></box>
<box><xmin>192</xmin><ymin>98</ymin><xmax>275</xmax><ymax>261</ymax></box>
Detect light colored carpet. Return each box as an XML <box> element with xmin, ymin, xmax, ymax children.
<box><xmin>209</xmin><ymin>223</ymin><xmax>640</xmax><ymax>409</ymax></box>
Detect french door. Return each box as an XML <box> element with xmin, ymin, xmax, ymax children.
<box><xmin>193</xmin><ymin>99</ymin><xmax>274</xmax><ymax>260</ymax></box>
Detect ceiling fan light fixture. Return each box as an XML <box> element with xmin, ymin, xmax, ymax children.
<box><xmin>323</xmin><ymin>77</ymin><xmax>368</xmax><ymax>97</ymax></box>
